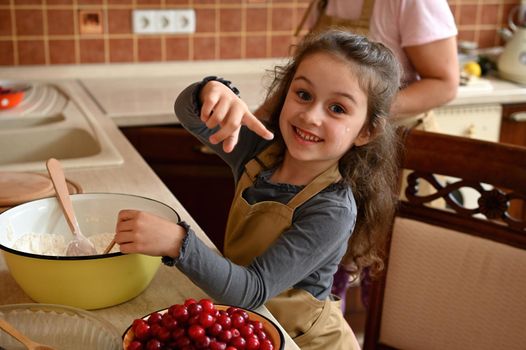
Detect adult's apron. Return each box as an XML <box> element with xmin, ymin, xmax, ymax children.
<box><xmin>223</xmin><ymin>143</ymin><xmax>360</xmax><ymax>350</ymax></box>
<box><xmin>296</xmin><ymin>0</ymin><xmax>374</xmax><ymax>36</ymax></box>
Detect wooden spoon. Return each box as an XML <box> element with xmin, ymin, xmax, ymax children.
<box><xmin>0</xmin><ymin>318</ymin><xmax>56</xmax><ymax>350</ymax></box>
<box><xmin>103</xmin><ymin>238</ymin><xmax>116</xmax><ymax>254</ymax></box>
<box><xmin>46</xmin><ymin>158</ymin><xmax>97</xmax><ymax>256</ymax></box>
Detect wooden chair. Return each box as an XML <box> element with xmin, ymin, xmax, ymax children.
<box><xmin>363</xmin><ymin>128</ymin><xmax>526</xmax><ymax>350</ymax></box>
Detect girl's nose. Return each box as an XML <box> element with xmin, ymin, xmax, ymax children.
<box><xmin>300</xmin><ymin>104</ymin><xmax>323</xmax><ymax>125</ymax></box>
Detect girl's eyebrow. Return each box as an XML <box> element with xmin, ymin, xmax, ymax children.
<box><xmin>293</xmin><ymin>75</ymin><xmax>357</xmax><ymax>104</ymax></box>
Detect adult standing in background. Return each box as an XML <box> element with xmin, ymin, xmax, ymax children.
<box><xmin>284</xmin><ymin>0</ymin><xmax>460</xmax><ymax>128</ymax></box>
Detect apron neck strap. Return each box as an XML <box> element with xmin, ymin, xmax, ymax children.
<box><xmin>244</xmin><ymin>143</ymin><xmax>282</xmax><ymax>181</ymax></box>
<box><xmin>287</xmin><ymin>163</ymin><xmax>342</xmax><ymax>209</ymax></box>
<box><xmin>243</xmin><ymin>143</ymin><xmax>343</xmax><ymax>210</ymax></box>
<box><xmin>360</xmin><ymin>0</ymin><xmax>375</xmax><ymax>22</ymax></box>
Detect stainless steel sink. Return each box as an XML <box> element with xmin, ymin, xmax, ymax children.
<box><xmin>0</xmin><ymin>82</ymin><xmax>122</xmax><ymax>172</ymax></box>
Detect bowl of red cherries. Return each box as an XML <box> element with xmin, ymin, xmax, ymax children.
<box><xmin>123</xmin><ymin>298</ymin><xmax>284</xmax><ymax>350</ymax></box>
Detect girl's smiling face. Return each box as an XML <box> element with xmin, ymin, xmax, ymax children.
<box><xmin>279</xmin><ymin>52</ymin><xmax>371</xmax><ymax>171</ymax></box>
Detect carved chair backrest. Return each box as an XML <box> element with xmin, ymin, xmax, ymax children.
<box><xmin>363</xmin><ymin>128</ymin><xmax>526</xmax><ymax>350</ymax></box>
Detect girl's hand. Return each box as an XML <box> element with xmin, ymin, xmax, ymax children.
<box><xmin>199</xmin><ymin>80</ymin><xmax>274</xmax><ymax>153</ymax></box>
<box><xmin>114</xmin><ymin>209</ymin><xmax>185</xmax><ymax>258</ymax></box>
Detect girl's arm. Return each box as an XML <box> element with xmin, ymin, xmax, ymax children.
<box><xmin>113</xmin><ymin>192</ymin><xmax>354</xmax><ymax>309</ymax></box>
<box><xmin>174</xmin><ymin>81</ymin><xmax>273</xmax><ymax>181</ymax></box>
<box><xmin>176</xmin><ymin>196</ymin><xmax>354</xmax><ymax>309</ymax></box>
<box><xmin>198</xmin><ymin>80</ymin><xmax>274</xmax><ymax>152</ymax></box>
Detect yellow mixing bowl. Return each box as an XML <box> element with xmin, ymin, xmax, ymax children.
<box><xmin>0</xmin><ymin>193</ymin><xmax>180</xmax><ymax>310</ymax></box>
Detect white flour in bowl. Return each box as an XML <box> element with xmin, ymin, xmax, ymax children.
<box><xmin>12</xmin><ymin>232</ymin><xmax>118</xmax><ymax>256</ymax></box>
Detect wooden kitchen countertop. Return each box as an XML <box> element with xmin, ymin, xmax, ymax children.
<box><xmin>4</xmin><ymin>60</ymin><xmax>526</xmax><ymax>128</ymax></box>
<box><xmin>0</xmin><ymin>75</ymin><xmax>301</xmax><ymax>349</ymax></box>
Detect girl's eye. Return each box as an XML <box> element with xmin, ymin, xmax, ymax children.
<box><xmin>329</xmin><ymin>104</ymin><xmax>346</xmax><ymax>114</ymax></box>
<box><xmin>297</xmin><ymin>90</ymin><xmax>311</xmax><ymax>101</ymax></box>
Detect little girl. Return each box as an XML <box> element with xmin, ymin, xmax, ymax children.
<box><xmin>114</xmin><ymin>29</ymin><xmax>401</xmax><ymax>349</ymax></box>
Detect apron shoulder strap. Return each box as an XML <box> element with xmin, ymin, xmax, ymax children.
<box><xmin>287</xmin><ymin>164</ymin><xmax>342</xmax><ymax>209</ymax></box>
<box><xmin>243</xmin><ymin>143</ymin><xmax>281</xmax><ymax>182</ymax></box>
<box><xmin>242</xmin><ymin>144</ymin><xmax>343</xmax><ymax>210</ymax></box>
<box><xmin>360</xmin><ymin>0</ymin><xmax>375</xmax><ymax>22</ymax></box>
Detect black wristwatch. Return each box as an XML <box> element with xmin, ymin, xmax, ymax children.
<box><xmin>161</xmin><ymin>220</ymin><xmax>191</xmax><ymax>267</ymax></box>
<box><xmin>193</xmin><ymin>76</ymin><xmax>240</xmax><ymax>112</ymax></box>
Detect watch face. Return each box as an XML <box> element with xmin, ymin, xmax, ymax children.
<box><xmin>162</xmin><ymin>255</ymin><xmax>176</xmax><ymax>266</ymax></box>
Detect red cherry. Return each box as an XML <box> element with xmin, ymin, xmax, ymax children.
<box><xmin>231</xmin><ymin>313</ymin><xmax>245</xmax><ymax>328</ymax></box>
<box><xmin>210</xmin><ymin>340</ymin><xmax>227</xmax><ymax>350</ymax></box>
<box><xmin>218</xmin><ymin>329</ymin><xmax>233</xmax><ymax>342</ymax></box>
<box><xmin>188</xmin><ymin>314</ymin><xmax>201</xmax><ymax>326</ymax></box>
<box><xmin>149</xmin><ymin>324</ymin><xmax>162</xmax><ymax>338</ymax></box>
<box><xmin>240</xmin><ymin>324</ymin><xmax>254</xmax><ymax>338</ymax></box>
<box><xmin>217</xmin><ymin>314</ymin><xmax>232</xmax><ymax>329</ymax></box>
<box><xmin>195</xmin><ymin>335</ymin><xmax>211</xmax><ymax>348</ymax></box>
<box><xmin>209</xmin><ymin>322</ymin><xmax>223</xmax><ymax>336</ymax></box>
<box><xmin>146</xmin><ymin>339</ymin><xmax>162</xmax><ymax>350</ymax></box>
<box><xmin>231</xmin><ymin>328</ymin><xmax>241</xmax><ymax>338</ymax></box>
<box><xmin>133</xmin><ymin>321</ymin><xmax>151</xmax><ymax>341</ymax></box>
<box><xmin>199</xmin><ymin>312</ymin><xmax>215</xmax><ymax>328</ymax></box>
<box><xmin>250</xmin><ymin>320</ymin><xmax>264</xmax><ymax>331</ymax></box>
<box><xmin>226</xmin><ymin>347</ymin><xmax>237</xmax><ymax>350</ymax></box>
<box><xmin>246</xmin><ymin>336</ymin><xmax>261</xmax><ymax>350</ymax></box>
<box><xmin>260</xmin><ymin>339</ymin><xmax>274</xmax><ymax>350</ymax></box>
<box><xmin>188</xmin><ymin>324</ymin><xmax>206</xmax><ymax>341</ymax></box>
<box><xmin>127</xmin><ymin>340</ymin><xmax>143</xmax><ymax>350</ymax></box>
<box><xmin>226</xmin><ymin>307</ymin><xmax>239</xmax><ymax>315</ymax></box>
<box><xmin>198</xmin><ymin>298</ymin><xmax>215</xmax><ymax>313</ymax></box>
<box><xmin>171</xmin><ymin>327</ymin><xmax>185</xmax><ymax>339</ymax></box>
<box><xmin>188</xmin><ymin>303</ymin><xmax>204</xmax><ymax>316</ymax></box>
<box><xmin>156</xmin><ymin>327</ymin><xmax>171</xmax><ymax>342</ymax></box>
<box><xmin>175</xmin><ymin>335</ymin><xmax>191</xmax><ymax>348</ymax></box>
<box><xmin>255</xmin><ymin>329</ymin><xmax>267</xmax><ymax>340</ymax></box>
<box><xmin>161</xmin><ymin>314</ymin><xmax>178</xmax><ymax>330</ymax></box>
<box><xmin>170</xmin><ymin>305</ymin><xmax>190</xmax><ymax>323</ymax></box>
<box><xmin>230</xmin><ymin>336</ymin><xmax>247</xmax><ymax>349</ymax></box>
<box><xmin>184</xmin><ymin>298</ymin><xmax>198</xmax><ymax>307</ymax></box>
<box><xmin>238</xmin><ymin>310</ymin><xmax>249</xmax><ymax>320</ymax></box>
<box><xmin>147</xmin><ymin>312</ymin><xmax>163</xmax><ymax>325</ymax></box>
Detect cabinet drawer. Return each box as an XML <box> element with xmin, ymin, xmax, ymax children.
<box><xmin>121</xmin><ymin>126</ymin><xmax>225</xmax><ymax>165</ymax></box>
<box><xmin>434</xmin><ymin>104</ymin><xmax>502</xmax><ymax>142</ymax></box>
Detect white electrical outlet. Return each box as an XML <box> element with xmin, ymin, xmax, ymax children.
<box><xmin>174</xmin><ymin>9</ymin><xmax>196</xmax><ymax>34</ymax></box>
<box><xmin>154</xmin><ymin>10</ymin><xmax>176</xmax><ymax>33</ymax></box>
<box><xmin>132</xmin><ymin>9</ymin><xmax>195</xmax><ymax>34</ymax></box>
<box><xmin>132</xmin><ymin>10</ymin><xmax>156</xmax><ymax>34</ymax></box>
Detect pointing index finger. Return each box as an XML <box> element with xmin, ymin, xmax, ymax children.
<box><xmin>242</xmin><ymin>113</ymin><xmax>274</xmax><ymax>140</ymax></box>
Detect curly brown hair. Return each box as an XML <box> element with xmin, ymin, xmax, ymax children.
<box><xmin>264</xmin><ymin>29</ymin><xmax>402</xmax><ymax>277</ymax></box>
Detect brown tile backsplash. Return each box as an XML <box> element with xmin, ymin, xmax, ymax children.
<box><xmin>49</xmin><ymin>39</ymin><xmax>76</xmax><ymax>64</ymax></box>
<box><xmin>47</xmin><ymin>9</ymin><xmax>75</xmax><ymax>36</ymax></box>
<box><xmin>0</xmin><ymin>0</ymin><xmax>521</xmax><ymax>66</ymax></box>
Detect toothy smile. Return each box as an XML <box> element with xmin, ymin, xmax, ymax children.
<box><xmin>294</xmin><ymin>127</ymin><xmax>323</xmax><ymax>142</ymax></box>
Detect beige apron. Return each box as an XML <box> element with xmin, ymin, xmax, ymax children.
<box><xmin>223</xmin><ymin>143</ymin><xmax>361</xmax><ymax>349</ymax></box>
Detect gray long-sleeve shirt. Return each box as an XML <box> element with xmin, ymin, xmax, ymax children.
<box><xmin>172</xmin><ymin>83</ymin><xmax>357</xmax><ymax>309</ymax></box>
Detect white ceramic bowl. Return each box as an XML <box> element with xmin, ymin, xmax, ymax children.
<box><xmin>0</xmin><ymin>193</ymin><xmax>180</xmax><ymax>310</ymax></box>
<box><xmin>0</xmin><ymin>303</ymin><xmax>121</xmax><ymax>349</ymax></box>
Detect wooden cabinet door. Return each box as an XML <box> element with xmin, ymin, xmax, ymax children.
<box><xmin>500</xmin><ymin>103</ymin><xmax>526</xmax><ymax>147</ymax></box>
<box><xmin>500</xmin><ymin>103</ymin><xmax>526</xmax><ymax>221</ymax></box>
